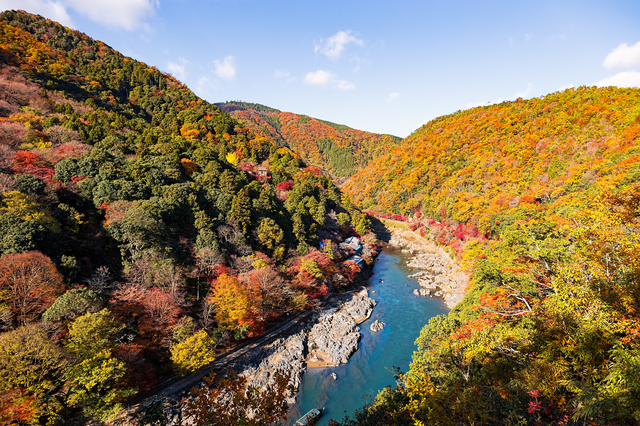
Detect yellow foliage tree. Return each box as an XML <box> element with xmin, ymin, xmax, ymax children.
<box><xmin>225</xmin><ymin>152</ymin><xmax>239</xmax><ymax>166</ymax></box>
<box><xmin>0</xmin><ymin>191</ymin><xmax>60</xmax><ymax>232</ymax></box>
<box><xmin>170</xmin><ymin>330</ymin><xmax>216</xmax><ymax>376</ymax></box>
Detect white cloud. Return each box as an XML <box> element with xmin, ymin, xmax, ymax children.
<box><xmin>558</xmin><ymin>84</ymin><xmax>575</xmax><ymax>91</ymax></box>
<box><xmin>387</xmin><ymin>92</ymin><xmax>399</xmax><ymax>101</ymax></box>
<box><xmin>67</xmin><ymin>0</ymin><xmax>158</xmax><ymax>31</ymax></box>
<box><xmin>599</xmin><ymin>42</ymin><xmax>640</xmax><ymax>88</ymax></box>
<box><xmin>304</xmin><ymin>70</ymin><xmax>333</xmax><ymax>86</ymax></box>
<box><xmin>165</xmin><ymin>57</ymin><xmax>187</xmax><ymax>81</ymax></box>
<box><xmin>0</xmin><ymin>0</ymin><xmax>159</xmax><ymax>31</ymax></box>
<box><xmin>336</xmin><ymin>79</ymin><xmax>356</xmax><ymax>91</ymax></box>
<box><xmin>603</xmin><ymin>41</ymin><xmax>640</xmax><ymax>70</ymax></box>
<box><xmin>0</xmin><ymin>0</ymin><xmax>72</xmax><ymax>26</ymax></box>
<box><xmin>514</xmin><ymin>83</ymin><xmax>533</xmax><ymax>99</ymax></box>
<box><xmin>213</xmin><ymin>56</ymin><xmax>236</xmax><ymax>81</ymax></box>
<box><xmin>509</xmin><ymin>37</ymin><xmax>514</xmax><ymax>47</ymax></box>
<box><xmin>525</xmin><ymin>33</ymin><xmax>533</xmax><ymax>41</ymax></box>
<box><xmin>596</xmin><ymin>71</ymin><xmax>640</xmax><ymax>88</ymax></box>
<box><xmin>315</xmin><ymin>30</ymin><xmax>363</xmax><ymax>60</ymax></box>
<box><xmin>304</xmin><ymin>70</ymin><xmax>355</xmax><ymax>90</ymax></box>
<box><xmin>275</xmin><ymin>70</ymin><xmax>296</xmax><ymax>83</ymax></box>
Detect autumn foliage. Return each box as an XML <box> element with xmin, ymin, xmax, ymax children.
<box><xmin>334</xmin><ymin>88</ymin><xmax>640</xmax><ymax>424</ymax></box>
<box><xmin>185</xmin><ymin>370</ymin><xmax>293</xmax><ymax>426</ymax></box>
<box><xmin>0</xmin><ymin>10</ymin><xmax>378</xmax><ymax>425</ymax></box>
<box><xmin>217</xmin><ymin>102</ymin><xmax>402</xmax><ymax>177</ymax></box>
<box><xmin>0</xmin><ymin>251</ymin><xmax>64</xmax><ymax>324</ymax></box>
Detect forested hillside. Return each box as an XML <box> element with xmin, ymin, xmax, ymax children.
<box><xmin>0</xmin><ymin>10</ymin><xmax>375</xmax><ymax>424</ymax></box>
<box><xmin>335</xmin><ymin>89</ymin><xmax>640</xmax><ymax>424</ymax></box>
<box><xmin>216</xmin><ymin>101</ymin><xmax>402</xmax><ymax>178</ymax></box>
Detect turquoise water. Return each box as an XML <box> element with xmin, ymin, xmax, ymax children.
<box><xmin>286</xmin><ymin>247</ymin><xmax>449</xmax><ymax>425</ymax></box>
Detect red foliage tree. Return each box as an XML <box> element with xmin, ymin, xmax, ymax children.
<box><xmin>12</xmin><ymin>151</ymin><xmax>54</xmax><ymax>181</ymax></box>
<box><xmin>239</xmin><ymin>266</ymin><xmax>286</xmax><ymax>321</ymax></box>
<box><xmin>0</xmin><ymin>251</ymin><xmax>64</xmax><ymax>324</ymax></box>
<box><xmin>288</xmin><ymin>251</ymin><xmax>337</xmax><ymax>297</ymax></box>
<box><xmin>111</xmin><ymin>284</ymin><xmax>182</xmax><ymax>347</ymax></box>
<box><xmin>0</xmin><ymin>389</ymin><xmax>38</xmax><ymax>425</ymax></box>
<box><xmin>304</xmin><ymin>166</ymin><xmax>322</xmax><ymax>176</ymax></box>
<box><xmin>237</xmin><ymin>161</ymin><xmax>255</xmax><ymax>173</ymax></box>
<box><xmin>114</xmin><ymin>343</ymin><xmax>157</xmax><ymax>393</ymax></box>
<box><xmin>276</xmin><ymin>181</ymin><xmax>293</xmax><ymax>191</ymax></box>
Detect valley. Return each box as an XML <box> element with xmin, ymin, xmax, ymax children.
<box><xmin>0</xmin><ymin>8</ymin><xmax>640</xmax><ymax>426</ymax></box>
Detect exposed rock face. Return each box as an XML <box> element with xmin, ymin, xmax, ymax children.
<box><xmin>344</xmin><ymin>288</ymin><xmax>377</xmax><ymax>322</ymax></box>
<box><xmin>413</xmin><ymin>288</ymin><xmax>431</xmax><ymax>297</ymax></box>
<box><xmin>307</xmin><ymin>288</ymin><xmax>376</xmax><ymax>366</ymax></box>
<box><xmin>240</xmin><ymin>331</ymin><xmax>308</xmax><ymax>398</ymax></box>
<box><xmin>308</xmin><ymin>309</ymin><xmax>359</xmax><ymax>366</ymax></box>
<box><xmin>370</xmin><ymin>319</ymin><xmax>386</xmax><ymax>332</ymax></box>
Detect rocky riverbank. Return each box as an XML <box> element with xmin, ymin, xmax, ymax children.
<box><xmin>119</xmin><ymin>287</ymin><xmax>378</xmax><ymax>425</ymax></box>
<box><xmin>239</xmin><ymin>287</ymin><xmax>376</xmax><ymax>391</ymax></box>
<box><xmin>384</xmin><ymin>224</ymin><xmax>468</xmax><ymax>309</ymax></box>
<box><xmin>306</xmin><ymin>288</ymin><xmax>375</xmax><ymax>367</ymax></box>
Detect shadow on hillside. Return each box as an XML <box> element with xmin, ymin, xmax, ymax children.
<box><xmin>369</xmin><ymin>216</ymin><xmax>391</xmax><ymax>243</ymax></box>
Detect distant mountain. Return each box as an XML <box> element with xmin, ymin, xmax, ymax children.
<box><xmin>216</xmin><ymin>101</ymin><xmax>402</xmax><ymax>178</ymax></box>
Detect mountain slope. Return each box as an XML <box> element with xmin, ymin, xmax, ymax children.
<box><xmin>336</xmin><ymin>88</ymin><xmax>640</xmax><ymax>424</ymax></box>
<box><xmin>346</xmin><ymin>88</ymin><xmax>640</xmax><ymax>229</ymax></box>
<box><xmin>0</xmin><ymin>10</ymin><xmax>375</xmax><ymax>424</ymax></box>
<box><xmin>216</xmin><ymin>101</ymin><xmax>402</xmax><ymax>178</ymax></box>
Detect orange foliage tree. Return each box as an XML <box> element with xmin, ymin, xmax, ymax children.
<box><xmin>209</xmin><ymin>274</ymin><xmax>261</xmax><ymax>333</ymax></box>
<box><xmin>0</xmin><ymin>251</ymin><xmax>64</xmax><ymax>324</ymax></box>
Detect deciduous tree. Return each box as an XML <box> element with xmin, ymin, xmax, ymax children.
<box><xmin>170</xmin><ymin>330</ymin><xmax>216</xmax><ymax>376</ymax></box>
<box><xmin>209</xmin><ymin>274</ymin><xmax>258</xmax><ymax>331</ymax></box>
<box><xmin>64</xmin><ymin>309</ymin><xmax>135</xmax><ymax>422</ymax></box>
<box><xmin>0</xmin><ymin>250</ymin><xmax>64</xmax><ymax>324</ymax></box>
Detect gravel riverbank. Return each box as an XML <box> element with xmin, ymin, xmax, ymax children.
<box><xmin>382</xmin><ymin>224</ymin><xmax>468</xmax><ymax>309</ymax></box>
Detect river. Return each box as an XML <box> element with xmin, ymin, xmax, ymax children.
<box><xmin>285</xmin><ymin>246</ymin><xmax>449</xmax><ymax>425</ymax></box>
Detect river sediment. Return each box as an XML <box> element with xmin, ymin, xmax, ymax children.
<box><xmin>383</xmin><ymin>224</ymin><xmax>468</xmax><ymax>309</ymax></box>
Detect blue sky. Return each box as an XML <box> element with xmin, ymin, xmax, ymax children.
<box><xmin>2</xmin><ymin>0</ymin><xmax>640</xmax><ymax>138</ymax></box>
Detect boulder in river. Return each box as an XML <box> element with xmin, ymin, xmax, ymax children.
<box><xmin>370</xmin><ymin>319</ymin><xmax>386</xmax><ymax>333</ymax></box>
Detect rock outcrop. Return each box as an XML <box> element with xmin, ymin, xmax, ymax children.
<box><xmin>115</xmin><ymin>285</ymin><xmax>379</xmax><ymax>425</ymax></box>
<box><xmin>239</xmin><ymin>331</ymin><xmax>308</xmax><ymax>399</ymax></box>
<box><xmin>307</xmin><ymin>288</ymin><xmax>376</xmax><ymax>367</ymax></box>
<box><xmin>388</xmin><ymin>226</ymin><xmax>468</xmax><ymax>308</ymax></box>
<box><xmin>370</xmin><ymin>319</ymin><xmax>386</xmax><ymax>332</ymax></box>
